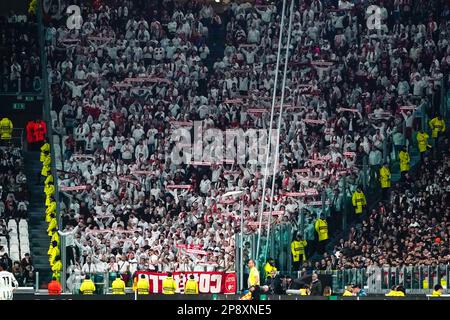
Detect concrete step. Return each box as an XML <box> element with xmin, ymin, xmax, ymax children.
<box><xmin>24</xmin><ymin>150</ymin><xmax>52</xmax><ymax>287</ymax></box>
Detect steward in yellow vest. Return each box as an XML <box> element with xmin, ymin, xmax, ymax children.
<box><xmin>47</xmin><ymin>213</ymin><xmax>57</xmax><ymax>237</ymax></box>
<box><xmin>136</xmin><ymin>274</ymin><xmax>149</xmax><ymax>295</ymax></box>
<box><xmin>247</xmin><ymin>259</ymin><xmax>260</xmax><ymax>287</ymax></box>
<box><xmin>314</xmin><ymin>217</ymin><xmax>328</xmax><ymax>254</ymax></box>
<box><xmin>80</xmin><ymin>275</ymin><xmax>96</xmax><ymax>295</ymax></box>
<box><xmin>379</xmin><ymin>164</ymin><xmax>391</xmax><ymax>189</ymax></box>
<box><xmin>380</xmin><ymin>163</ymin><xmax>391</xmax><ymax>201</ymax></box>
<box><xmin>416</xmin><ymin>130</ymin><xmax>430</xmax><ymax>153</ymax></box>
<box><xmin>351</xmin><ymin>187</ymin><xmax>366</xmax><ymax>215</ymax></box>
<box><xmin>162</xmin><ymin>272</ymin><xmax>178</xmax><ymax>294</ymax></box>
<box><xmin>291</xmin><ymin>235</ymin><xmax>307</xmax><ymax>270</ymax></box>
<box><xmin>112</xmin><ymin>276</ymin><xmax>126</xmax><ymax>294</ymax></box>
<box><xmin>40</xmin><ymin>142</ymin><xmax>50</xmax><ymax>162</ymax></box>
<box><xmin>431</xmin><ymin>285</ymin><xmax>443</xmax><ymax>297</ymax></box>
<box><xmin>263</xmin><ymin>258</ymin><xmax>278</xmax><ymax>279</ymax></box>
<box><xmin>0</xmin><ymin>117</ymin><xmax>13</xmax><ymax>140</ymax></box>
<box><xmin>315</xmin><ymin>218</ymin><xmax>328</xmax><ymax>242</ymax></box>
<box><xmin>429</xmin><ymin>116</ymin><xmax>446</xmax><ymax>139</ymax></box>
<box><xmin>399</xmin><ymin>147</ymin><xmax>410</xmax><ymax>174</ymax></box>
<box><xmin>184</xmin><ymin>275</ymin><xmax>199</xmax><ymax>294</ymax></box>
<box><xmin>51</xmin><ymin>255</ymin><xmax>62</xmax><ymax>281</ymax></box>
<box><xmin>342</xmin><ymin>285</ymin><xmax>353</xmax><ymax>296</ymax></box>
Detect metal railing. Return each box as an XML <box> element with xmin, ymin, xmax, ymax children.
<box><xmin>314</xmin><ymin>265</ymin><xmax>450</xmax><ymax>295</ymax></box>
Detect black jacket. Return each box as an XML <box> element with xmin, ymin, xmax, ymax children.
<box><xmin>310</xmin><ymin>279</ymin><xmax>323</xmax><ymax>296</ymax></box>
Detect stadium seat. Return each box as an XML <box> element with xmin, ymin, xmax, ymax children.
<box><xmin>9</xmin><ymin>249</ymin><xmax>20</xmax><ymax>262</ymax></box>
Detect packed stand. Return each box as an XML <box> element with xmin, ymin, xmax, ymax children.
<box><xmin>0</xmin><ymin>146</ymin><xmax>35</xmax><ymax>286</ymax></box>
<box><xmin>321</xmin><ymin>145</ymin><xmax>450</xmax><ymax>271</ymax></box>
<box><xmin>47</xmin><ymin>0</ymin><xmax>234</xmax><ymax>287</ymax></box>
<box><xmin>44</xmin><ymin>0</ymin><xmax>450</xmax><ymax>287</ymax></box>
<box><xmin>0</xmin><ymin>13</ymin><xmax>41</xmax><ymax>93</ymax></box>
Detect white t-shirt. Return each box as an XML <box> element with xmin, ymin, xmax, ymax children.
<box><xmin>0</xmin><ymin>271</ymin><xmax>18</xmax><ymax>300</ymax></box>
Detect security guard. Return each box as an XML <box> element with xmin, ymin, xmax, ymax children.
<box><xmin>399</xmin><ymin>147</ymin><xmax>410</xmax><ymax>180</ymax></box>
<box><xmin>137</xmin><ymin>274</ymin><xmax>149</xmax><ymax>295</ymax></box>
<box><xmin>45</xmin><ymin>186</ymin><xmax>55</xmax><ymax>207</ymax></box>
<box><xmin>379</xmin><ymin>163</ymin><xmax>391</xmax><ymax>201</ymax></box>
<box><xmin>429</xmin><ymin>116</ymin><xmax>446</xmax><ymax>139</ymax></box>
<box><xmin>47</xmin><ymin>277</ymin><xmax>62</xmax><ymax>295</ymax></box>
<box><xmin>263</xmin><ymin>258</ymin><xmax>278</xmax><ymax>280</ymax></box>
<box><xmin>351</xmin><ymin>187</ymin><xmax>366</xmax><ymax>220</ymax></box>
<box><xmin>385</xmin><ymin>285</ymin><xmax>405</xmax><ymax>297</ymax></box>
<box><xmin>184</xmin><ymin>275</ymin><xmax>199</xmax><ymax>294</ymax></box>
<box><xmin>51</xmin><ymin>227</ymin><xmax>60</xmax><ymax>247</ymax></box>
<box><xmin>46</xmin><ymin>198</ymin><xmax>56</xmax><ymax>223</ymax></box>
<box><xmin>342</xmin><ymin>285</ymin><xmax>353</xmax><ymax>296</ymax></box>
<box><xmin>40</xmin><ymin>140</ymin><xmax>50</xmax><ymax>163</ymax></box>
<box><xmin>0</xmin><ymin>117</ymin><xmax>13</xmax><ymax>140</ymax></box>
<box><xmin>47</xmin><ymin>213</ymin><xmax>57</xmax><ymax>237</ymax></box>
<box><xmin>416</xmin><ymin>130</ymin><xmax>430</xmax><ymax>160</ymax></box>
<box><xmin>162</xmin><ymin>272</ymin><xmax>178</xmax><ymax>294</ymax></box>
<box><xmin>44</xmin><ymin>174</ymin><xmax>53</xmax><ymax>187</ymax></box>
<box><xmin>48</xmin><ymin>240</ymin><xmax>59</xmax><ymax>266</ymax></box>
<box><xmin>111</xmin><ymin>275</ymin><xmax>126</xmax><ymax>295</ymax></box>
<box><xmin>431</xmin><ymin>284</ymin><xmax>443</xmax><ymax>297</ymax></box>
<box><xmin>80</xmin><ymin>275</ymin><xmax>96</xmax><ymax>295</ymax></box>
<box><xmin>299</xmin><ymin>284</ymin><xmax>310</xmax><ymax>296</ymax></box>
<box><xmin>41</xmin><ymin>152</ymin><xmax>51</xmax><ymax>177</ymax></box>
<box><xmin>247</xmin><ymin>259</ymin><xmax>260</xmax><ymax>288</ymax></box>
<box><xmin>314</xmin><ymin>216</ymin><xmax>328</xmax><ymax>254</ymax></box>
<box><xmin>291</xmin><ymin>235</ymin><xmax>307</xmax><ymax>270</ymax></box>
<box><xmin>51</xmin><ymin>255</ymin><xmax>62</xmax><ymax>281</ymax></box>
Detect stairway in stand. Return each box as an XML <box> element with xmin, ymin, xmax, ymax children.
<box><xmin>23</xmin><ymin>151</ymin><xmax>51</xmax><ymax>288</ymax></box>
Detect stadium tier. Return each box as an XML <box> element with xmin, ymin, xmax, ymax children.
<box><xmin>0</xmin><ymin>0</ymin><xmax>448</xmax><ymax>301</ymax></box>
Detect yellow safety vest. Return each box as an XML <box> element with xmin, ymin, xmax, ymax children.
<box><xmin>0</xmin><ymin>118</ymin><xmax>13</xmax><ymax>139</ymax></box>
<box><xmin>80</xmin><ymin>279</ymin><xmax>96</xmax><ymax>295</ymax></box>
<box><xmin>379</xmin><ymin>166</ymin><xmax>391</xmax><ymax>188</ymax></box>
<box><xmin>342</xmin><ymin>290</ymin><xmax>353</xmax><ymax>296</ymax></box>
<box><xmin>248</xmin><ymin>267</ymin><xmax>260</xmax><ymax>287</ymax></box>
<box><xmin>47</xmin><ymin>218</ymin><xmax>57</xmax><ymax>236</ymax></box>
<box><xmin>137</xmin><ymin>278</ymin><xmax>149</xmax><ymax>295</ymax></box>
<box><xmin>112</xmin><ymin>279</ymin><xmax>126</xmax><ymax>294</ymax></box>
<box><xmin>441</xmin><ymin>277</ymin><xmax>447</xmax><ymax>289</ymax></box>
<box><xmin>431</xmin><ymin>290</ymin><xmax>441</xmax><ymax>297</ymax></box>
<box><xmin>264</xmin><ymin>262</ymin><xmax>278</xmax><ymax>278</ymax></box>
<box><xmin>40</xmin><ymin>143</ymin><xmax>50</xmax><ymax>162</ymax></box>
<box><xmin>184</xmin><ymin>279</ymin><xmax>199</xmax><ymax>294</ymax></box>
<box><xmin>399</xmin><ymin>150</ymin><xmax>410</xmax><ymax>172</ymax></box>
<box><xmin>352</xmin><ymin>191</ymin><xmax>366</xmax><ymax>214</ymax></box>
<box><xmin>291</xmin><ymin>240</ymin><xmax>307</xmax><ymax>262</ymax></box>
<box><xmin>162</xmin><ymin>277</ymin><xmax>177</xmax><ymax>294</ymax></box>
<box><xmin>299</xmin><ymin>288</ymin><xmax>309</xmax><ymax>296</ymax></box>
<box><xmin>429</xmin><ymin>117</ymin><xmax>446</xmax><ymax>138</ymax></box>
<box><xmin>51</xmin><ymin>260</ymin><xmax>62</xmax><ymax>280</ymax></box>
<box><xmin>416</xmin><ymin>132</ymin><xmax>429</xmax><ymax>153</ymax></box>
<box><xmin>48</xmin><ymin>247</ymin><xmax>60</xmax><ymax>266</ymax></box>
<box><xmin>315</xmin><ymin>219</ymin><xmax>328</xmax><ymax>241</ymax></box>
<box><xmin>51</xmin><ymin>232</ymin><xmax>60</xmax><ymax>246</ymax></box>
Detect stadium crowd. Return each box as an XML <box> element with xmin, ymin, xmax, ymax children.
<box><xmin>0</xmin><ymin>13</ymin><xmax>41</xmax><ymax>93</ymax></box>
<box><xmin>0</xmin><ymin>145</ymin><xmax>35</xmax><ymax>286</ymax></box>
<box><xmin>42</xmin><ymin>0</ymin><xmax>449</xmax><ymax>285</ymax></box>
